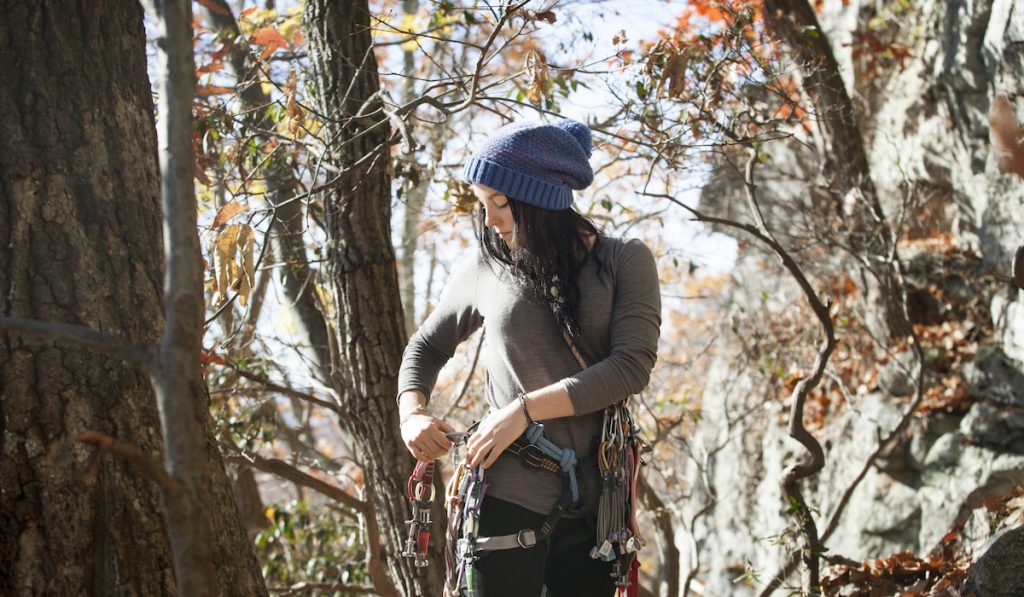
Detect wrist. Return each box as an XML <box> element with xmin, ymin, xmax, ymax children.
<box><xmin>517</xmin><ymin>392</ymin><xmax>535</xmax><ymax>425</ymax></box>
<box><xmin>399</xmin><ymin>406</ymin><xmax>427</xmax><ymax>426</ymax></box>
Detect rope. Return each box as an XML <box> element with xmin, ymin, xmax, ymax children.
<box><xmin>523</xmin><ymin>422</ymin><xmax>579</xmax><ymax>503</ymax></box>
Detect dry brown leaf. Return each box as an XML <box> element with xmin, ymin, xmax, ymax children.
<box><xmin>989</xmin><ymin>95</ymin><xmax>1024</xmax><ymax>180</ymax></box>
<box><xmin>211</xmin><ymin>223</ymin><xmax>255</xmax><ymax>306</ymax></box>
<box><xmin>237</xmin><ymin>224</ymin><xmax>255</xmax><ymax>307</ymax></box>
<box><xmin>284</xmin><ymin>71</ymin><xmax>305</xmax><ymax>137</ymax></box>
<box><xmin>662</xmin><ymin>48</ymin><xmax>689</xmax><ymax>98</ymax></box>
<box><xmin>525</xmin><ymin>50</ymin><xmax>550</xmax><ymax>105</ymax></box>
<box><xmin>196</xmin><ymin>85</ymin><xmax>236</xmax><ymax>97</ymax></box>
<box><xmin>212</xmin><ymin>201</ymin><xmax>249</xmax><ymax>229</ymax></box>
<box><xmin>213</xmin><ymin>224</ymin><xmax>240</xmax><ymax>303</ymax></box>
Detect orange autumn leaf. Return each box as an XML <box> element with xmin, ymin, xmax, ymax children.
<box><xmin>250</xmin><ymin>26</ymin><xmax>288</xmax><ymax>60</ymax></box>
<box><xmin>196</xmin><ymin>61</ymin><xmax>224</xmax><ymax>75</ymax></box>
<box><xmin>212</xmin><ymin>201</ymin><xmax>249</xmax><ymax>229</ymax></box>
<box><xmin>196</xmin><ymin>84</ymin><xmax>236</xmax><ymax>97</ymax></box>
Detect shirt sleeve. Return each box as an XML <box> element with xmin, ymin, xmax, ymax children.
<box><xmin>397</xmin><ymin>253</ymin><xmax>485</xmax><ymax>404</ymax></box>
<box><xmin>560</xmin><ymin>238</ymin><xmax>662</xmax><ymax>415</ymax></box>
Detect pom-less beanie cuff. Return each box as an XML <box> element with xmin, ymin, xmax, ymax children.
<box><xmin>463</xmin><ymin>157</ymin><xmax>574</xmax><ymax>210</ymax></box>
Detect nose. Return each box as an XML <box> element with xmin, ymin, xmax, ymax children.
<box><xmin>484</xmin><ymin>206</ymin><xmax>499</xmax><ymax>228</ymax></box>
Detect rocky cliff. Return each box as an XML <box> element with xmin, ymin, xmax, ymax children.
<box><xmin>682</xmin><ymin>1</ymin><xmax>1024</xmax><ymax>594</ymax></box>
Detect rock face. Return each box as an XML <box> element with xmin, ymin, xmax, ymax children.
<box><xmin>964</xmin><ymin>527</ymin><xmax>1024</xmax><ymax>597</ymax></box>
<box><xmin>683</xmin><ymin>0</ymin><xmax>1024</xmax><ymax>593</ymax></box>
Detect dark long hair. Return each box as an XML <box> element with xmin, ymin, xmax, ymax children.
<box><xmin>475</xmin><ymin>197</ymin><xmax>608</xmax><ymax>342</ymax></box>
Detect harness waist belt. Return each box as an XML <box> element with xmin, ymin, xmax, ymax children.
<box><xmin>467</xmin><ymin>528</ymin><xmax>538</xmax><ymax>553</ymax></box>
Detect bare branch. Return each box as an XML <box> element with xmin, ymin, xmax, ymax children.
<box><xmin>447</xmin><ymin>0</ymin><xmax>532</xmax><ymax>113</ymax></box>
<box><xmin>218</xmin><ymin>357</ymin><xmax>343</xmax><ymax>415</ymax></box>
<box><xmin>648</xmin><ymin>147</ymin><xmax>835</xmax><ymax>592</ymax></box>
<box><xmin>77</xmin><ymin>431</ymin><xmax>183</xmax><ymax>496</ymax></box>
<box><xmin>224</xmin><ymin>451</ymin><xmax>365</xmax><ymax>517</ymax></box>
<box><xmin>0</xmin><ymin>317</ymin><xmax>155</xmax><ymax>369</ymax></box>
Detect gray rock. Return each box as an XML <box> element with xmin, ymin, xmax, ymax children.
<box><xmin>878</xmin><ymin>351</ymin><xmax>918</xmax><ymax>397</ymax></box>
<box><xmin>992</xmin><ymin>294</ymin><xmax>1024</xmax><ymax>364</ymax></box>
<box><xmin>964</xmin><ymin>527</ymin><xmax>1024</xmax><ymax>597</ymax></box>
<box><xmin>962</xmin><ymin>345</ymin><xmax>1024</xmax><ymax>407</ymax></box>
<box><xmin>959</xmin><ymin>401</ymin><xmax>1024</xmax><ymax>452</ymax></box>
<box><xmin>920</xmin><ymin>441</ymin><xmax>1024</xmax><ymax>550</ymax></box>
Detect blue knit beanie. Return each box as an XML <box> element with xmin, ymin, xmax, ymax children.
<box><xmin>461</xmin><ymin>119</ymin><xmax>594</xmax><ymax>210</ymax></box>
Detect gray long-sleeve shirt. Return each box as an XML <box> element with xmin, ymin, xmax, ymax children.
<box><xmin>397</xmin><ymin>235</ymin><xmax>661</xmax><ymax>514</ymax></box>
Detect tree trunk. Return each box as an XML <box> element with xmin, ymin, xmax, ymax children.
<box><xmin>303</xmin><ymin>1</ymin><xmax>446</xmax><ymax>595</ymax></box>
<box><xmin>0</xmin><ymin>3</ymin><xmax>265</xmax><ymax>595</ymax></box>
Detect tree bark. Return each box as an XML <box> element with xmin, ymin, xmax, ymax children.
<box><xmin>0</xmin><ymin>2</ymin><xmax>265</xmax><ymax>595</ymax></box>
<box><xmin>303</xmin><ymin>1</ymin><xmax>446</xmax><ymax>595</ymax></box>
<box><xmin>0</xmin><ymin>3</ymin><xmax>172</xmax><ymax>594</ymax></box>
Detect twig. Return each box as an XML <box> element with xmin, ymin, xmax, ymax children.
<box><xmin>220</xmin><ymin>428</ymin><xmax>365</xmax><ymax>516</ymax></box>
<box><xmin>224</xmin><ymin>452</ymin><xmax>364</xmax><ymax>517</ymax></box>
<box><xmin>220</xmin><ymin>357</ymin><xmax>343</xmax><ymax>416</ymax></box>
<box><xmin>447</xmin><ymin>1</ymin><xmax>531</xmax><ymax>113</ymax></box>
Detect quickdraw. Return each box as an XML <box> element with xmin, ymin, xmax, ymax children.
<box><xmin>401</xmin><ymin>459</ymin><xmax>435</xmax><ymax>567</ymax></box>
<box><xmin>593</xmin><ymin>403</ymin><xmax>645</xmax><ymax>597</ymax></box>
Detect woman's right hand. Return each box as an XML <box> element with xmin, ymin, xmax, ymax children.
<box><xmin>401</xmin><ymin>413</ymin><xmax>455</xmax><ymax>462</ymax></box>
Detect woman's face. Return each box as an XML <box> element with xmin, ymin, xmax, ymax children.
<box><xmin>472</xmin><ymin>183</ymin><xmax>515</xmax><ymax>247</ymax></box>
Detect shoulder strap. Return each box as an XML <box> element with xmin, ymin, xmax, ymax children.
<box><xmin>549</xmin><ymin>303</ymin><xmax>589</xmax><ymax>370</ymax></box>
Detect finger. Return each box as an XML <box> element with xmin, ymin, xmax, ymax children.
<box><xmin>429</xmin><ymin>427</ymin><xmax>453</xmax><ymax>447</ymax></box>
<box><xmin>437</xmin><ymin>419</ymin><xmax>455</xmax><ymax>433</ymax></box>
<box><xmin>471</xmin><ymin>441</ymin><xmax>492</xmax><ymax>468</ymax></box>
<box><xmin>427</xmin><ymin>436</ymin><xmax>449</xmax><ymax>455</ymax></box>
<box><xmin>484</xmin><ymin>444</ymin><xmax>503</xmax><ymax>469</ymax></box>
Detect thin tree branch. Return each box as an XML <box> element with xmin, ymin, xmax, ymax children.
<box><xmin>219</xmin><ymin>357</ymin><xmax>343</xmax><ymax>416</ymax></box>
<box><xmin>0</xmin><ymin>317</ymin><xmax>155</xmax><ymax>370</ymax></box>
<box><xmin>447</xmin><ymin>0</ymin><xmax>531</xmax><ymax>113</ymax></box>
<box><xmin>647</xmin><ymin>149</ymin><xmax>835</xmax><ymax>593</ymax></box>
<box><xmin>77</xmin><ymin>431</ymin><xmax>184</xmax><ymax>496</ymax></box>
<box><xmin>224</xmin><ymin>452</ymin><xmax>365</xmax><ymax>517</ymax></box>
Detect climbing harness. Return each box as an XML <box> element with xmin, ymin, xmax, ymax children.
<box><xmin>401</xmin><ymin>290</ymin><xmax>647</xmax><ymax>596</ymax></box>
<box><xmin>402</xmin><ymin>411</ymin><xmax>644</xmax><ymax>596</ymax></box>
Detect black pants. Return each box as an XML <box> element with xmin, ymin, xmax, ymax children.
<box><xmin>469</xmin><ymin>495</ymin><xmax>615</xmax><ymax>597</ymax></box>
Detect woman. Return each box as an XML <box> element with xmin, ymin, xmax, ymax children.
<box><xmin>397</xmin><ymin>119</ymin><xmax>661</xmax><ymax>596</ymax></box>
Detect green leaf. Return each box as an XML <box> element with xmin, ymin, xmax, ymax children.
<box><xmin>635</xmin><ymin>81</ymin><xmax>648</xmax><ymax>101</ymax></box>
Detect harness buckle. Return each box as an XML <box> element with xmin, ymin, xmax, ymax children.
<box><xmin>516</xmin><ymin>529</ymin><xmax>537</xmax><ymax>549</ymax></box>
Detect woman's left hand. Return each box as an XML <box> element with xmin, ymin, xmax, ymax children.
<box><xmin>467</xmin><ymin>400</ymin><xmax>528</xmax><ymax>469</ymax></box>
